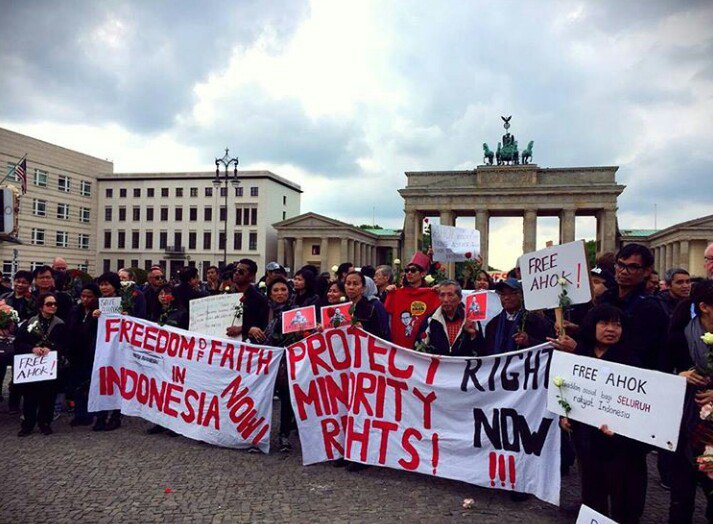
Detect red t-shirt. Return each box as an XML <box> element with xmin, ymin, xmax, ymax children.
<box><xmin>385</xmin><ymin>286</ymin><xmax>440</xmax><ymax>349</ymax></box>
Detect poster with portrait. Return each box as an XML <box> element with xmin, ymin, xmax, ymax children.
<box><xmin>282</xmin><ymin>306</ymin><xmax>317</xmax><ymax>334</ymax></box>
<box><xmin>465</xmin><ymin>292</ymin><xmax>488</xmax><ymax>321</ymax></box>
<box><xmin>320</xmin><ymin>303</ymin><xmax>352</xmax><ymax>328</ymax></box>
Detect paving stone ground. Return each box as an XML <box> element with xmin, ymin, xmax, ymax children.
<box><xmin>0</xmin><ymin>396</ymin><xmax>707</xmax><ymax>523</ymax></box>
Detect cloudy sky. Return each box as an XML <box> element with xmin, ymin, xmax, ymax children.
<box><xmin>1</xmin><ymin>0</ymin><xmax>711</xmax><ymax>270</ymax></box>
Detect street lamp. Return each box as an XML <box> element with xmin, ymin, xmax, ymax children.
<box><xmin>214</xmin><ymin>148</ymin><xmax>240</xmax><ymax>267</ymax></box>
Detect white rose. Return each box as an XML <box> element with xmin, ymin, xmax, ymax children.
<box><xmin>553</xmin><ymin>376</ymin><xmax>565</xmax><ymax>388</ymax></box>
<box><xmin>702</xmin><ymin>332</ymin><xmax>713</xmax><ymax>346</ymax></box>
<box><xmin>393</xmin><ymin>259</ymin><xmax>401</xmax><ymax>265</ymax></box>
<box><xmin>557</xmin><ymin>277</ymin><xmax>568</xmax><ymax>286</ymax></box>
<box><xmin>258</xmin><ymin>281</ymin><xmax>266</xmax><ymax>289</ymax></box>
<box><xmin>331</xmin><ymin>265</ymin><xmax>339</xmax><ymax>273</ymax></box>
<box><xmin>424</xmin><ymin>275</ymin><xmax>435</xmax><ymax>285</ymax></box>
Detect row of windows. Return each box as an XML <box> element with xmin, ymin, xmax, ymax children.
<box><xmin>103</xmin><ymin>230</ymin><xmax>258</xmax><ymax>251</ymax></box>
<box><xmin>2</xmin><ymin>261</ymin><xmax>89</xmax><ymax>275</ymax></box>
<box><xmin>30</xmin><ymin>228</ymin><xmax>90</xmax><ymax>249</ymax></box>
<box><xmin>32</xmin><ymin>200</ymin><xmax>91</xmax><ymax>222</ymax></box>
<box><xmin>104</xmin><ymin>206</ymin><xmax>259</xmax><ymax>225</ymax></box>
<box><xmin>6</xmin><ymin>164</ymin><xmax>92</xmax><ymax>196</ymax></box>
<box><xmin>105</xmin><ymin>186</ymin><xmax>260</xmax><ymax>198</ymax></box>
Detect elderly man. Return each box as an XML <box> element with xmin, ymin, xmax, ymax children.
<box><xmin>706</xmin><ymin>243</ymin><xmax>713</xmax><ymax>279</ymax></box>
<box><xmin>415</xmin><ymin>280</ymin><xmax>483</xmax><ymax>356</ymax></box>
<box><xmin>142</xmin><ymin>266</ymin><xmax>165</xmax><ymax>321</ymax></box>
<box><xmin>373</xmin><ymin>265</ymin><xmax>393</xmax><ymax>302</ymax></box>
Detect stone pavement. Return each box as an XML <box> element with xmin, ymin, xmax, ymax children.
<box><xmin>0</xmin><ymin>400</ymin><xmax>707</xmax><ymax>523</ymax></box>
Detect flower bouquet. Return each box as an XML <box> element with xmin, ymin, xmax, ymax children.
<box><xmin>693</xmin><ymin>332</ymin><xmax>713</xmax><ymax>465</ymax></box>
<box><xmin>0</xmin><ymin>300</ymin><xmax>20</xmax><ymax>329</ymax></box>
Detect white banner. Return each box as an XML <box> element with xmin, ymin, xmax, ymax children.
<box><xmin>14</xmin><ymin>351</ymin><xmax>57</xmax><ymax>383</ymax></box>
<box><xmin>548</xmin><ymin>351</ymin><xmax>686</xmax><ymax>451</ymax></box>
<box><xmin>430</xmin><ymin>224</ymin><xmax>480</xmax><ymax>262</ymax></box>
<box><xmin>287</xmin><ymin>328</ymin><xmax>560</xmax><ymax>505</ymax></box>
<box><xmin>89</xmin><ymin>315</ymin><xmax>282</xmax><ymax>452</ymax></box>
<box><xmin>189</xmin><ymin>293</ymin><xmax>243</xmax><ymax>337</ymax></box>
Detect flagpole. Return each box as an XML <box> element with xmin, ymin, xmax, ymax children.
<box><xmin>0</xmin><ymin>154</ymin><xmax>27</xmax><ymax>186</ymax></box>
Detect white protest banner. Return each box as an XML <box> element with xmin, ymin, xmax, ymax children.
<box><xmin>430</xmin><ymin>224</ymin><xmax>480</xmax><ymax>263</ymax></box>
<box><xmin>89</xmin><ymin>316</ymin><xmax>283</xmax><ymax>452</ymax></box>
<box><xmin>189</xmin><ymin>293</ymin><xmax>243</xmax><ymax>337</ymax></box>
<box><xmin>576</xmin><ymin>504</ymin><xmax>617</xmax><ymax>524</ymax></box>
<box><xmin>14</xmin><ymin>351</ymin><xmax>58</xmax><ymax>383</ymax></box>
<box><xmin>548</xmin><ymin>351</ymin><xmax>686</xmax><ymax>451</ymax></box>
<box><xmin>288</xmin><ymin>329</ymin><xmax>560</xmax><ymax>505</ymax></box>
<box><xmin>520</xmin><ymin>240</ymin><xmax>592</xmax><ymax>311</ymax></box>
<box><xmin>99</xmin><ymin>297</ymin><xmax>122</xmax><ymax>314</ymax></box>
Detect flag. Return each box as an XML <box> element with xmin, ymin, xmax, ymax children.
<box><xmin>14</xmin><ymin>157</ymin><xmax>27</xmax><ymax>194</ymax></box>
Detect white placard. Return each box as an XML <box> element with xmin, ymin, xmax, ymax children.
<box><xmin>520</xmin><ymin>240</ymin><xmax>592</xmax><ymax>311</ymax></box>
<box><xmin>99</xmin><ymin>297</ymin><xmax>122</xmax><ymax>314</ymax></box>
<box><xmin>548</xmin><ymin>351</ymin><xmax>686</xmax><ymax>451</ymax></box>
<box><xmin>189</xmin><ymin>293</ymin><xmax>243</xmax><ymax>337</ymax></box>
<box><xmin>576</xmin><ymin>504</ymin><xmax>617</xmax><ymax>524</ymax></box>
<box><xmin>13</xmin><ymin>351</ymin><xmax>58</xmax><ymax>383</ymax></box>
<box><xmin>430</xmin><ymin>224</ymin><xmax>480</xmax><ymax>262</ymax></box>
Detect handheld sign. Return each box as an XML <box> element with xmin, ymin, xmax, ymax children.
<box><xmin>99</xmin><ymin>297</ymin><xmax>122</xmax><ymax>314</ymax></box>
<box><xmin>520</xmin><ymin>240</ymin><xmax>591</xmax><ymax>311</ymax></box>
<box><xmin>14</xmin><ymin>351</ymin><xmax>58</xmax><ymax>383</ymax></box>
<box><xmin>548</xmin><ymin>351</ymin><xmax>686</xmax><ymax>451</ymax></box>
<box><xmin>283</xmin><ymin>306</ymin><xmax>317</xmax><ymax>334</ymax></box>
<box><xmin>465</xmin><ymin>292</ymin><xmax>488</xmax><ymax>321</ymax></box>
<box><xmin>576</xmin><ymin>504</ymin><xmax>616</xmax><ymax>524</ymax></box>
<box><xmin>320</xmin><ymin>303</ymin><xmax>351</xmax><ymax>328</ymax></box>
<box><xmin>189</xmin><ymin>293</ymin><xmax>243</xmax><ymax>337</ymax></box>
<box><xmin>430</xmin><ymin>224</ymin><xmax>480</xmax><ymax>262</ymax></box>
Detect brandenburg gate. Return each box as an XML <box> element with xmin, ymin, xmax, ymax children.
<box><xmin>398</xmin><ymin>118</ymin><xmax>625</xmax><ymax>269</ymax></box>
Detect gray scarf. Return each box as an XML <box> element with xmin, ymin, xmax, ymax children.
<box><xmin>685</xmin><ymin>317</ymin><xmax>711</xmax><ymax>374</ymax></box>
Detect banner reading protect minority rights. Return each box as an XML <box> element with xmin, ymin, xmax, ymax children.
<box><xmin>287</xmin><ymin>327</ymin><xmax>561</xmax><ymax>506</ymax></box>
<box><xmin>89</xmin><ymin>315</ymin><xmax>283</xmax><ymax>453</ymax></box>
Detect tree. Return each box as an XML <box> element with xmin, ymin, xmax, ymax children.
<box><xmin>585</xmin><ymin>240</ymin><xmax>597</xmax><ymax>267</ymax></box>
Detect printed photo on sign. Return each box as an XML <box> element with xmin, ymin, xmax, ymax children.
<box><xmin>99</xmin><ymin>297</ymin><xmax>122</xmax><ymax>314</ymax></box>
<box><xmin>14</xmin><ymin>351</ymin><xmax>58</xmax><ymax>384</ymax></box>
<box><xmin>320</xmin><ymin>303</ymin><xmax>351</xmax><ymax>328</ymax></box>
<box><xmin>465</xmin><ymin>292</ymin><xmax>488</xmax><ymax>321</ymax></box>
<box><xmin>282</xmin><ymin>306</ymin><xmax>317</xmax><ymax>334</ymax></box>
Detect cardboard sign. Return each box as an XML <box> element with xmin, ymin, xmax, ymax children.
<box><xmin>430</xmin><ymin>224</ymin><xmax>480</xmax><ymax>262</ymax></box>
<box><xmin>189</xmin><ymin>293</ymin><xmax>243</xmax><ymax>337</ymax></box>
<box><xmin>576</xmin><ymin>504</ymin><xmax>617</xmax><ymax>524</ymax></box>
<box><xmin>99</xmin><ymin>297</ymin><xmax>122</xmax><ymax>314</ymax></box>
<box><xmin>320</xmin><ymin>303</ymin><xmax>352</xmax><ymax>328</ymax></box>
<box><xmin>282</xmin><ymin>306</ymin><xmax>317</xmax><ymax>334</ymax></box>
<box><xmin>520</xmin><ymin>240</ymin><xmax>592</xmax><ymax>311</ymax></box>
<box><xmin>548</xmin><ymin>351</ymin><xmax>686</xmax><ymax>451</ymax></box>
<box><xmin>13</xmin><ymin>351</ymin><xmax>58</xmax><ymax>383</ymax></box>
<box><xmin>465</xmin><ymin>292</ymin><xmax>488</xmax><ymax>321</ymax></box>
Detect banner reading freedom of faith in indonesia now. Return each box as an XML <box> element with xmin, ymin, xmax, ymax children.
<box><xmin>89</xmin><ymin>315</ymin><xmax>283</xmax><ymax>453</ymax></box>
<box><xmin>287</xmin><ymin>327</ymin><xmax>561</xmax><ymax>506</ymax></box>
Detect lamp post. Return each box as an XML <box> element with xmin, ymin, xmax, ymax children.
<box><xmin>214</xmin><ymin>148</ymin><xmax>240</xmax><ymax>268</ymax></box>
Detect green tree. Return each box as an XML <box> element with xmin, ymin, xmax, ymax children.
<box><xmin>585</xmin><ymin>240</ymin><xmax>597</xmax><ymax>267</ymax></box>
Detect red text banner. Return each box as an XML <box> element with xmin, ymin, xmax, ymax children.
<box><xmin>89</xmin><ymin>315</ymin><xmax>283</xmax><ymax>453</ymax></box>
<box><xmin>287</xmin><ymin>327</ymin><xmax>560</xmax><ymax>505</ymax></box>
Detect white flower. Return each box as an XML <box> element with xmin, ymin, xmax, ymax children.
<box><xmin>339</xmin><ymin>296</ymin><xmax>347</xmax><ymax>302</ymax></box>
<box><xmin>702</xmin><ymin>332</ymin><xmax>713</xmax><ymax>346</ymax></box>
<box><xmin>27</xmin><ymin>320</ymin><xmax>38</xmax><ymax>332</ymax></box>
<box><xmin>424</xmin><ymin>275</ymin><xmax>435</xmax><ymax>285</ymax></box>
<box><xmin>557</xmin><ymin>277</ymin><xmax>568</xmax><ymax>286</ymax></box>
<box><xmin>120</xmin><ymin>280</ymin><xmax>135</xmax><ymax>288</ymax></box>
<box><xmin>701</xmin><ymin>402</ymin><xmax>713</xmax><ymax>421</ymax></box>
<box><xmin>224</xmin><ymin>286</ymin><xmax>231</xmax><ymax>292</ymax></box>
<box><xmin>258</xmin><ymin>281</ymin><xmax>266</xmax><ymax>289</ymax></box>
<box><xmin>462</xmin><ymin>498</ymin><xmax>475</xmax><ymax>509</ymax></box>
<box><xmin>331</xmin><ymin>265</ymin><xmax>339</xmax><ymax>273</ymax></box>
<box><xmin>553</xmin><ymin>376</ymin><xmax>565</xmax><ymax>388</ymax></box>
<box><xmin>393</xmin><ymin>259</ymin><xmax>401</xmax><ymax>265</ymax></box>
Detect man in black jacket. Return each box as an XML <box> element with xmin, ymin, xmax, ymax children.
<box><xmin>226</xmin><ymin>259</ymin><xmax>268</xmax><ymax>344</ymax></box>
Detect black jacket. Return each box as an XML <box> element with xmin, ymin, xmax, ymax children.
<box><xmin>484</xmin><ymin>309</ymin><xmax>555</xmax><ymax>355</ymax></box>
<box><xmin>241</xmin><ymin>285</ymin><xmax>269</xmax><ymax>344</ymax></box>
<box><xmin>67</xmin><ymin>304</ymin><xmax>98</xmax><ymax>371</ymax></box>
<box><xmin>15</xmin><ymin>315</ymin><xmax>68</xmax><ymax>357</ymax></box>
<box><xmin>415</xmin><ymin>304</ymin><xmax>484</xmax><ymax>356</ymax></box>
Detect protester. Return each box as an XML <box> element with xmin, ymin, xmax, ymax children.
<box><xmin>360</xmin><ymin>265</ymin><xmax>375</xmax><ymax>279</ymax></box>
<box><xmin>142</xmin><ymin>266</ymin><xmax>165</xmax><ymax>320</ymax></box>
<box><xmin>705</xmin><ymin>243</ymin><xmax>713</xmax><ymax>279</ymax></box>
<box><xmin>660</xmin><ymin>268</ymin><xmax>691</xmax><ymax>318</ymax></box>
<box><xmin>293</xmin><ymin>268</ymin><xmax>320</xmax><ymax>308</ymax></box>
<box><xmin>226</xmin><ymin>259</ymin><xmax>269</xmax><ymax>344</ymax></box>
<box><xmin>336</xmin><ymin>263</ymin><xmax>353</xmax><ymax>283</ymax></box>
<box><xmin>153</xmin><ymin>284</ymin><xmax>188</xmax><ymax>329</ymax></box>
<box><xmin>15</xmin><ymin>292</ymin><xmax>68</xmax><ymax>436</ymax></box>
<box><xmin>415</xmin><ymin>280</ymin><xmax>483</xmax><ymax>356</ymax></box>
<box><xmin>373</xmin><ymin>265</ymin><xmax>393</xmax><ymax>302</ymax></box>
<box><xmin>345</xmin><ymin>271</ymin><xmax>390</xmax><ymax>341</ymax></box>
<box><xmin>173</xmin><ymin>266</ymin><xmax>206</xmax><ymax>315</ymax></box>
<box><xmin>560</xmin><ymin>304</ymin><xmax>648</xmax><ymax>522</ymax></box>
<box><xmin>51</xmin><ymin>256</ymin><xmax>70</xmax><ymax>293</ymax></box>
<box><xmin>32</xmin><ymin>265</ymin><xmax>73</xmax><ymax>322</ymax></box>
<box><xmin>204</xmin><ymin>265</ymin><xmax>221</xmax><ymax>295</ymax></box>
<box><xmin>67</xmin><ymin>283</ymin><xmax>99</xmax><ymax>427</ymax></box>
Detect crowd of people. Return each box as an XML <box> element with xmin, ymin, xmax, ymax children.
<box><xmin>1</xmin><ymin>241</ymin><xmax>712</xmax><ymax>523</ymax></box>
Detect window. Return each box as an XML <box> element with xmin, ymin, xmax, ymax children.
<box><xmin>133</xmin><ymin>188</ymin><xmax>141</xmax><ymax>198</ymax></box>
<box><xmin>56</xmin><ymin>231</ymin><xmax>69</xmax><ymax>248</ymax></box>
<box><xmin>175</xmin><ymin>188</ymin><xmax>183</xmax><ymax>197</ymax></box>
<box><xmin>159</xmin><ymin>231</ymin><xmax>167</xmax><ymax>249</ymax></box>
<box><xmin>132</xmin><ymin>231</ymin><xmax>140</xmax><ymax>249</ymax></box>
<box><xmin>31</xmin><ymin>261</ymin><xmax>46</xmax><ymax>271</ymax></box>
<box><xmin>219</xmin><ymin>232</ymin><xmax>226</xmax><ymax>250</ymax></box>
<box><xmin>249</xmin><ymin>232</ymin><xmax>257</xmax><ymax>251</ymax></box>
<box><xmin>205</xmin><ymin>187</ymin><xmax>213</xmax><ymax>197</ymax></box>
<box><xmin>160</xmin><ymin>207</ymin><xmax>168</xmax><ymax>221</ymax></box>
<box><xmin>80</xmin><ymin>180</ymin><xmax>91</xmax><ymax>197</ymax></box>
<box><xmin>118</xmin><ymin>207</ymin><xmax>126</xmax><ymax>221</ymax></box>
<box><xmin>190</xmin><ymin>187</ymin><xmax>198</xmax><ymax>197</ymax></box>
<box><xmin>34</xmin><ymin>170</ymin><xmax>48</xmax><ymax>187</ymax></box>
<box><xmin>220</xmin><ymin>206</ymin><xmax>227</xmax><ymax>222</ymax></box>
<box><xmin>233</xmin><ymin>231</ymin><xmax>242</xmax><ymax>250</ymax></box>
<box><xmin>251</xmin><ymin>208</ymin><xmax>257</xmax><ymax>225</ymax></box>
<box><xmin>250</xmin><ymin>186</ymin><xmax>259</xmax><ymax>197</ymax></box>
<box><xmin>174</xmin><ymin>232</ymin><xmax>182</xmax><ymax>248</ymax></box>
<box><xmin>235</xmin><ymin>208</ymin><xmax>243</xmax><ymax>225</ymax></box>
<box><xmin>189</xmin><ymin>207</ymin><xmax>197</xmax><ymax>221</ymax></box>
<box><xmin>235</xmin><ymin>186</ymin><xmax>243</xmax><ymax>197</ymax></box>
<box><xmin>243</xmin><ymin>208</ymin><xmax>250</xmax><ymax>225</ymax></box>
<box><xmin>79</xmin><ymin>207</ymin><xmax>90</xmax><ymax>223</ymax></box>
<box><xmin>204</xmin><ymin>207</ymin><xmax>212</xmax><ymax>221</ymax></box>
<box><xmin>117</xmin><ymin>259</ymin><xmax>125</xmax><ymax>271</ymax></box>
<box><xmin>78</xmin><ymin>263</ymin><xmax>89</xmax><ymax>272</ymax></box>
<box><xmin>104</xmin><ymin>206</ymin><xmax>112</xmax><ymax>221</ymax></box>
<box><xmin>119</xmin><ymin>188</ymin><xmax>127</xmax><ymax>198</ymax></box>
<box><xmin>3</xmin><ymin>260</ymin><xmax>13</xmax><ymax>276</ymax></box>
<box><xmin>147</xmin><ymin>188</ymin><xmax>155</xmax><ymax>198</ymax></box>
<box><xmin>78</xmin><ymin>233</ymin><xmax>90</xmax><ymax>250</ymax></box>
<box><xmin>131</xmin><ymin>259</ymin><xmax>139</xmax><ymax>269</ymax></box>
<box><xmin>283</xmin><ymin>195</ymin><xmax>287</xmax><ymax>206</ymax></box>
<box><xmin>203</xmin><ymin>231</ymin><xmax>211</xmax><ymax>250</ymax></box>
<box><xmin>132</xmin><ymin>206</ymin><xmax>140</xmax><ymax>221</ymax></box>
<box><xmin>220</xmin><ymin>187</ymin><xmax>227</xmax><ymax>197</ymax></box>
<box><xmin>104</xmin><ymin>231</ymin><xmax>112</xmax><ymax>249</ymax></box>
<box><xmin>31</xmin><ymin>228</ymin><xmax>45</xmax><ymax>245</ymax></box>
<box><xmin>58</xmin><ymin>175</ymin><xmax>70</xmax><ymax>193</ymax></box>
<box><xmin>5</xmin><ymin>163</ymin><xmax>18</xmax><ymax>182</ymax></box>
<box><xmin>117</xmin><ymin>231</ymin><xmax>126</xmax><ymax>249</ymax></box>
<box><xmin>105</xmin><ymin>188</ymin><xmax>113</xmax><ymax>198</ymax></box>
<box><xmin>311</xmin><ymin>245</ymin><xmax>321</xmax><ymax>256</ymax></box>
<box><xmin>161</xmin><ymin>188</ymin><xmax>169</xmax><ymax>197</ymax></box>
<box><xmin>103</xmin><ymin>260</ymin><xmax>111</xmax><ymax>273</ymax></box>
<box><xmin>146</xmin><ymin>207</ymin><xmax>154</xmax><ymax>221</ymax></box>
<box><xmin>175</xmin><ymin>207</ymin><xmax>183</xmax><ymax>221</ymax></box>
<box><xmin>282</xmin><ymin>211</ymin><xmax>286</xmax><ymax>220</ymax></box>
<box><xmin>32</xmin><ymin>199</ymin><xmax>47</xmax><ymax>217</ymax></box>
<box><xmin>144</xmin><ymin>260</ymin><xmax>153</xmax><ymax>271</ymax></box>
<box><xmin>145</xmin><ymin>231</ymin><xmax>153</xmax><ymax>249</ymax></box>
<box><xmin>188</xmin><ymin>232</ymin><xmax>196</xmax><ymax>250</ymax></box>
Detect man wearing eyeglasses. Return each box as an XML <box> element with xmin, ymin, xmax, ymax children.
<box><xmin>598</xmin><ymin>243</ymin><xmax>669</xmax><ymax>370</ymax></box>
<box><xmin>705</xmin><ymin>243</ymin><xmax>713</xmax><ymax>279</ymax></box>
<box><xmin>32</xmin><ymin>265</ymin><xmax>73</xmax><ymax>322</ymax></box>
<box><xmin>142</xmin><ymin>266</ymin><xmax>165</xmax><ymax>321</ymax></box>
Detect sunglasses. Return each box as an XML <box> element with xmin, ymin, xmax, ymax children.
<box><xmin>405</xmin><ymin>267</ymin><xmax>422</xmax><ymax>274</ymax></box>
<box><xmin>235</xmin><ymin>268</ymin><xmax>247</xmax><ymax>275</ymax></box>
<box><xmin>44</xmin><ymin>302</ymin><xmax>58</xmax><ymax>307</ymax></box>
